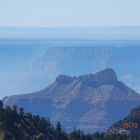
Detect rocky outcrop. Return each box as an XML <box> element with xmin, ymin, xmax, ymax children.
<box><xmin>3</xmin><ymin>68</ymin><xmax>140</xmax><ymax>133</ymax></box>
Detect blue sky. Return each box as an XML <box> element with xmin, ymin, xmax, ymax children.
<box><xmin>0</xmin><ymin>0</ymin><xmax>140</xmax><ymax>27</ymax></box>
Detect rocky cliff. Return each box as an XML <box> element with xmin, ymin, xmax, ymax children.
<box><xmin>3</xmin><ymin>68</ymin><xmax>140</xmax><ymax>133</ymax></box>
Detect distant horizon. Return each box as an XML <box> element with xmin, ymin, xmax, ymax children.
<box><xmin>1</xmin><ymin>26</ymin><xmax>140</xmax><ymax>40</ymax></box>
<box><xmin>1</xmin><ymin>25</ymin><xmax>140</xmax><ymax>27</ymax></box>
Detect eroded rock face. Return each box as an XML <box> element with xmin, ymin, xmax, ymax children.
<box><xmin>3</xmin><ymin>68</ymin><xmax>140</xmax><ymax>133</ymax></box>
<box><xmin>56</xmin><ymin>68</ymin><xmax>118</xmax><ymax>86</ymax></box>
<box><xmin>93</xmin><ymin>68</ymin><xmax>118</xmax><ymax>83</ymax></box>
<box><xmin>56</xmin><ymin>75</ymin><xmax>76</xmax><ymax>84</ymax></box>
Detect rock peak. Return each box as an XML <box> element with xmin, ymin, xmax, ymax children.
<box><xmin>56</xmin><ymin>68</ymin><xmax>118</xmax><ymax>85</ymax></box>
<box><xmin>94</xmin><ymin>68</ymin><xmax>118</xmax><ymax>83</ymax></box>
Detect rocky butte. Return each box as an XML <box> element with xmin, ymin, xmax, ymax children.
<box><xmin>3</xmin><ymin>68</ymin><xmax>140</xmax><ymax>133</ymax></box>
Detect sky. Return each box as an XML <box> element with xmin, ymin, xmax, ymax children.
<box><xmin>0</xmin><ymin>0</ymin><xmax>140</xmax><ymax>27</ymax></box>
<box><xmin>1</xmin><ymin>27</ymin><xmax>140</xmax><ymax>39</ymax></box>
<box><xmin>0</xmin><ymin>0</ymin><xmax>140</xmax><ymax>99</ymax></box>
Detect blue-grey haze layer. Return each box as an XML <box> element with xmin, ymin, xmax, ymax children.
<box><xmin>0</xmin><ymin>39</ymin><xmax>140</xmax><ymax>98</ymax></box>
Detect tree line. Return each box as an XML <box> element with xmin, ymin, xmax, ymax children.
<box><xmin>0</xmin><ymin>101</ymin><xmax>140</xmax><ymax>140</ymax></box>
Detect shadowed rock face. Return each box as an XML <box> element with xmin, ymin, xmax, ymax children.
<box><xmin>56</xmin><ymin>68</ymin><xmax>118</xmax><ymax>86</ymax></box>
<box><xmin>3</xmin><ymin>68</ymin><xmax>140</xmax><ymax>133</ymax></box>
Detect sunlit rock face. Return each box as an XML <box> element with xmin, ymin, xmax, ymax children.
<box><xmin>3</xmin><ymin>68</ymin><xmax>140</xmax><ymax>133</ymax></box>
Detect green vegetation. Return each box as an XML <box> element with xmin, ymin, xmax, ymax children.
<box><xmin>0</xmin><ymin>100</ymin><xmax>140</xmax><ymax>140</ymax></box>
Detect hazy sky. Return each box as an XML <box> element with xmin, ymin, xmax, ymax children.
<box><xmin>0</xmin><ymin>0</ymin><xmax>140</xmax><ymax>99</ymax></box>
<box><xmin>0</xmin><ymin>0</ymin><xmax>140</xmax><ymax>27</ymax></box>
